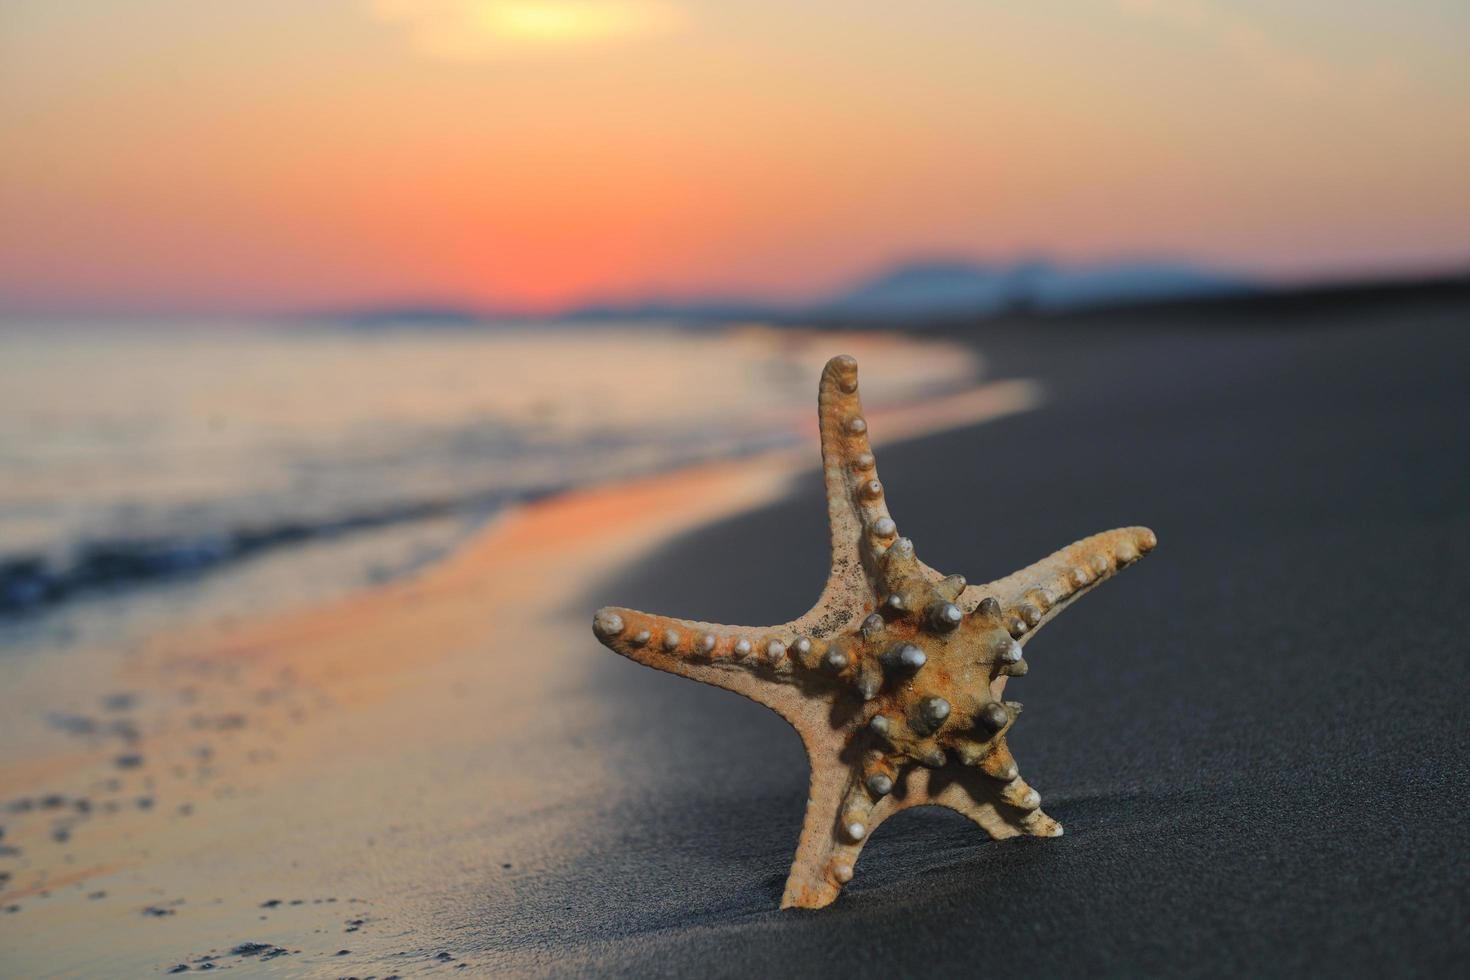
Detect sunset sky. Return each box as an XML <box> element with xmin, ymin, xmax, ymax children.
<box><xmin>2</xmin><ymin>0</ymin><xmax>1467</xmax><ymax>315</ymax></box>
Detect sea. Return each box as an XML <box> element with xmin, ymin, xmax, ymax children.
<box><xmin>0</xmin><ymin>319</ymin><xmax>981</xmax><ymax>654</ymax></box>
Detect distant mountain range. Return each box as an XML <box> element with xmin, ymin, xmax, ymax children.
<box><xmin>328</xmin><ymin>258</ymin><xmax>1257</xmax><ymax>327</ymax></box>
<box><xmin>809</xmin><ymin>258</ymin><xmax>1254</xmax><ymax>321</ymax></box>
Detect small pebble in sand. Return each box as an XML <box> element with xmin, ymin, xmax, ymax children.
<box><xmin>259</xmin><ymin>899</ymin><xmax>282</xmax><ymax>908</ymax></box>
<box><xmin>114</xmin><ymin>754</ymin><xmax>144</xmax><ymax>769</ymax></box>
<box><xmin>101</xmin><ymin>692</ymin><xmax>137</xmax><ymax>711</ymax></box>
<box><xmin>230</xmin><ymin>942</ymin><xmax>290</xmax><ymax>959</ymax></box>
<box><xmin>142</xmin><ymin>905</ymin><xmax>175</xmax><ymax>917</ymax></box>
<box><xmin>336</xmin><ymin>949</ymin><xmax>351</xmax><ymax>956</ymax></box>
<box><xmin>88</xmin><ymin>891</ymin><xmax>106</xmax><ymax>900</ymax></box>
<box><xmin>47</xmin><ymin>714</ymin><xmax>98</xmax><ymax>736</ymax></box>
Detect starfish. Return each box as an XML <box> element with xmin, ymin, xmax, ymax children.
<box><xmin>592</xmin><ymin>355</ymin><xmax>1156</xmax><ymax>909</ymax></box>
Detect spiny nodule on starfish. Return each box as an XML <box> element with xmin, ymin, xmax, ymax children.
<box><xmin>592</xmin><ymin>355</ymin><xmax>1156</xmax><ymax>909</ymax></box>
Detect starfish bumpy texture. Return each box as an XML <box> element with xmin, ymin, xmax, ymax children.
<box><xmin>592</xmin><ymin>355</ymin><xmax>1156</xmax><ymax>909</ymax></box>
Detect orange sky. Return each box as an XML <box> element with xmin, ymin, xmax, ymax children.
<box><xmin>1</xmin><ymin>0</ymin><xmax>1468</xmax><ymax>314</ymax></box>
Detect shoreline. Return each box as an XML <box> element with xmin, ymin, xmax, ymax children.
<box><xmin>0</xmin><ymin>374</ymin><xmax>1040</xmax><ymax>976</ymax></box>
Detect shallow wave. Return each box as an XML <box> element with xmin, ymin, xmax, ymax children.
<box><xmin>0</xmin><ymin>426</ymin><xmax>799</xmax><ymax>618</ymax></box>
<box><xmin>0</xmin><ymin>484</ymin><xmax>548</xmax><ymax>617</ymax></box>
<box><xmin>0</xmin><ymin>324</ymin><xmax>980</xmax><ymax>622</ymax></box>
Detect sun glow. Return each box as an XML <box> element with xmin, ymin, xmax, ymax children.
<box><xmin>490</xmin><ymin>2</ymin><xmax>677</xmax><ymax>42</ymax></box>
<box><xmin>372</xmin><ymin>0</ymin><xmax>683</xmax><ymax>59</ymax></box>
<box><xmin>2</xmin><ymin>1</ymin><xmax>1468</xmax><ymax>314</ymax></box>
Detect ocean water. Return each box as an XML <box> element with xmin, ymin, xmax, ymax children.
<box><xmin>0</xmin><ymin>320</ymin><xmax>981</xmax><ymax>651</ymax></box>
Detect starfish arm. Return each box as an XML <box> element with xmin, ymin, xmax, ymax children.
<box><xmin>779</xmin><ymin>733</ymin><xmax>869</xmax><ymax>910</ymax></box>
<box><xmin>797</xmin><ymin>355</ymin><xmax>896</xmax><ymax>637</ymax></box>
<box><xmin>961</xmin><ymin>526</ymin><xmax>1157</xmax><ymax>645</ymax></box>
<box><xmin>592</xmin><ymin>606</ymin><xmax>821</xmax><ymax>709</ymax></box>
<box><xmin>781</xmin><ymin>756</ymin><xmax>1065</xmax><ymax>910</ymax></box>
<box><xmin>913</xmin><ymin>765</ymin><xmax>1065</xmax><ymax>841</ymax></box>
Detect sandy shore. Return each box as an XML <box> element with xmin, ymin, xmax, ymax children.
<box><xmin>4</xmin><ymin>289</ymin><xmax>1469</xmax><ymax>977</ymax></box>
<box><xmin>0</xmin><ymin>377</ymin><xmax>1038</xmax><ymax>977</ymax></box>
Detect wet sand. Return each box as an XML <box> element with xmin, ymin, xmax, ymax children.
<box><xmin>3</xmin><ymin>287</ymin><xmax>1468</xmax><ymax>976</ymax></box>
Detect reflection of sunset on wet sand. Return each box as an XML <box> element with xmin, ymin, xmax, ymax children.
<box><xmin>0</xmin><ymin>345</ymin><xmax>1037</xmax><ymax>974</ymax></box>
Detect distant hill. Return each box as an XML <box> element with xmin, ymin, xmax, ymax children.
<box><xmin>314</xmin><ymin>305</ymin><xmax>493</xmax><ymax>328</ymax></box>
<box><xmin>320</xmin><ymin>257</ymin><xmax>1258</xmax><ymax>327</ymax></box>
<box><xmin>809</xmin><ymin>258</ymin><xmax>1255</xmax><ymax>321</ymax></box>
<box><xmin>558</xmin><ymin>258</ymin><xmax>1255</xmax><ymax>323</ymax></box>
<box><xmin>558</xmin><ymin>297</ymin><xmax>776</xmax><ymax>323</ymax></box>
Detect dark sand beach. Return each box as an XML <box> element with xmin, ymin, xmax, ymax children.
<box><xmin>566</xmin><ymin>285</ymin><xmax>1470</xmax><ymax>976</ymax></box>
<box><xmin>2</xmin><ymin>285</ymin><xmax>1467</xmax><ymax>977</ymax></box>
